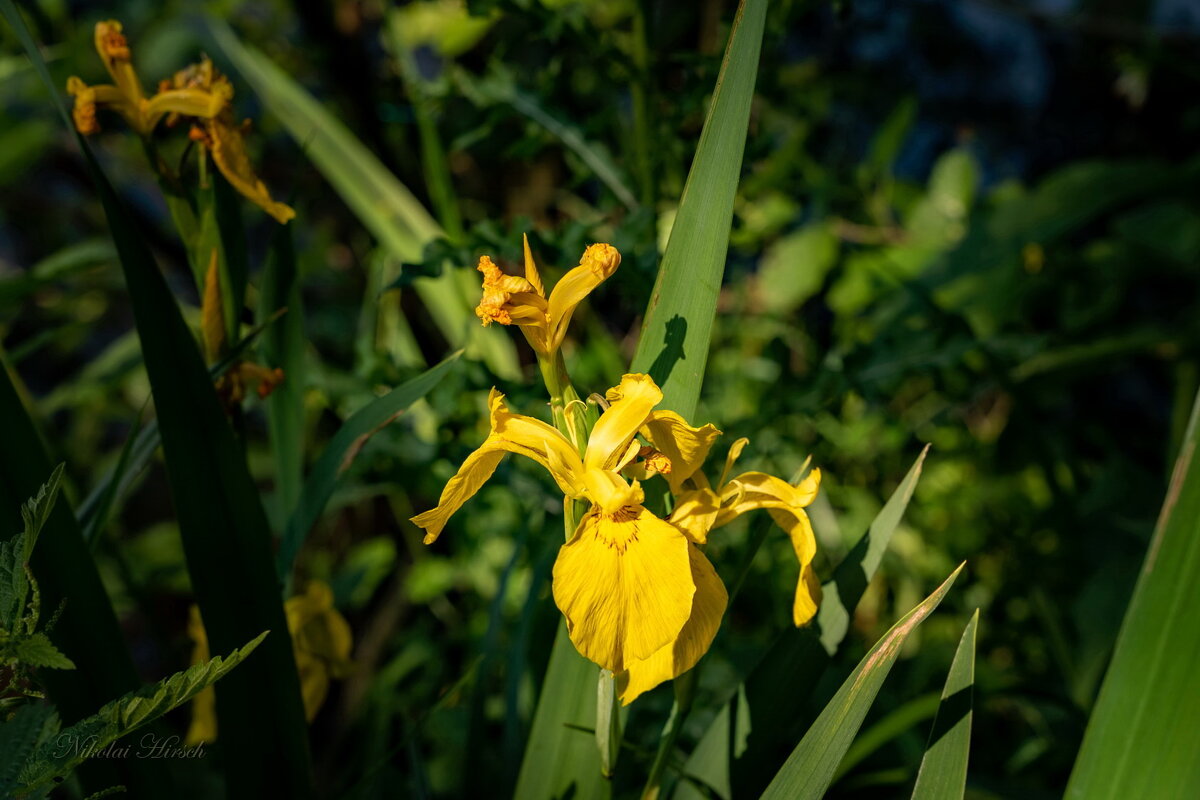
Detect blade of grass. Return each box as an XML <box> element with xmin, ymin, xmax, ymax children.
<box><xmin>1065</xmin><ymin>388</ymin><xmax>1200</xmax><ymax>799</ymax></box>
<box><xmin>677</xmin><ymin>446</ymin><xmax>930</xmax><ymax>800</ymax></box>
<box><xmin>207</xmin><ymin>21</ymin><xmax>519</xmax><ymax>380</ymax></box>
<box><xmin>760</xmin><ymin>564</ymin><xmax>966</xmax><ymax>800</ymax></box>
<box><xmin>628</xmin><ymin>0</ymin><xmax>768</xmax><ymax>419</ymax></box>
<box><xmin>3</xmin><ymin>9</ymin><xmax>314</xmax><ymax>796</ymax></box>
<box><xmin>277</xmin><ymin>352</ymin><xmax>461</xmax><ymax>579</ymax></box>
<box><xmin>911</xmin><ymin>609</ymin><xmax>978</xmax><ymax>800</ymax></box>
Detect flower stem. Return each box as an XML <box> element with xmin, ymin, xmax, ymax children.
<box><xmin>641</xmin><ymin>668</ymin><xmax>698</xmax><ymax>799</ymax></box>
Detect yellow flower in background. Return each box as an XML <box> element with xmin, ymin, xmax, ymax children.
<box><xmin>67</xmin><ymin>21</ymin><xmax>294</xmax><ymax>224</ymax></box>
<box><xmin>475</xmin><ymin>236</ymin><xmax>620</xmax><ymax>356</ymax></box>
<box><xmin>167</xmin><ymin>59</ymin><xmax>296</xmax><ymax>224</ymax></box>
<box><xmin>67</xmin><ymin>20</ymin><xmax>226</xmax><ymax>138</ymax></box>
<box><xmin>411</xmin><ymin>373</ymin><xmax>727</xmax><ymax>696</ymax></box>
<box><xmin>185</xmin><ymin>582</ymin><xmax>353</xmax><ymax>744</ymax></box>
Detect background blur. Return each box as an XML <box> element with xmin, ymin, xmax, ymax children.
<box><xmin>3</xmin><ymin>0</ymin><xmax>1200</xmax><ymax>797</ymax></box>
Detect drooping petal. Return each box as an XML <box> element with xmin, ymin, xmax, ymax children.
<box><xmin>546</xmin><ymin>243</ymin><xmax>620</xmax><ymax>352</ymax></box>
<box><xmin>552</xmin><ymin>507</ymin><xmax>694</xmax><ymax>672</ymax></box>
<box><xmin>411</xmin><ymin>447</ymin><xmax>507</xmax><ymax>544</ymax></box>
<box><xmin>642</xmin><ymin>410</ymin><xmax>722</xmax><ymax>493</ymax></box>
<box><xmin>767</xmin><ymin>507</ymin><xmax>821</xmax><ymax>625</ymax></box>
<box><xmin>618</xmin><ymin>544</ymin><xmax>727</xmax><ymax>704</ymax></box>
<box><xmin>412</xmin><ymin>390</ymin><xmax>585</xmax><ymax>543</ymax></box>
<box><xmin>206</xmin><ymin>115</ymin><xmax>296</xmax><ymax>224</ymax></box>
<box><xmin>586</xmin><ymin>373</ymin><xmax>662</xmax><ymax>472</ymax></box>
<box><xmin>143</xmin><ymin>87</ymin><xmax>226</xmax><ymax>129</ymax></box>
<box><xmin>668</xmin><ymin>488</ymin><xmax>722</xmax><ymax>545</ymax></box>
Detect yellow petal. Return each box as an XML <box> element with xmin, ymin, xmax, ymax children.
<box><xmin>206</xmin><ymin>116</ymin><xmax>296</xmax><ymax>224</ymax></box>
<box><xmin>546</xmin><ymin>243</ymin><xmax>620</xmax><ymax>352</ymax></box>
<box><xmin>412</xmin><ymin>390</ymin><xmax>584</xmax><ymax>543</ymax></box>
<box><xmin>552</xmin><ymin>507</ymin><xmax>694</xmax><ymax>672</ymax></box>
<box><xmin>94</xmin><ymin>21</ymin><xmax>145</xmax><ymax>114</ymax></box>
<box><xmin>295</xmin><ymin>652</ymin><xmax>330</xmax><ymax>721</ymax></box>
<box><xmin>715</xmin><ymin>468</ymin><xmax>821</xmax><ymax>527</ymax></box>
<box><xmin>719</xmin><ymin>437</ymin><xmax>750</xmax><ymax>488</ymax></box>
<box><xmin>642</xmin><ymin>410</ymin><xmax>722</xmax><ymax>493</ymax></box>
<box><xmin>523</xmin><ymin>233</ymin><xmax>546</xmax><ymax>297</ymax></box>
<box><xmin>185</xmin><ymin>606</ymin><xmax>217</xmax><ymax>745</ymax></box>
<box><xmin>668</xmin><ymin>488</ymin><xmax>722</xmax><ymax>545</ymax></box>
<box><xmin>585</xmin><ymin>373</ymin><xmax>662</xmax><ymax>472</ymax></box>
<box><xmin>618</xmin><ymin>544</ymin><xmax>727</xmax><ymax>705</ymax></box>
<box><xmin>793</xmin><ymin>561</ymin><xmax>822</xmax><ymax>627</ymax></box>
<box><xmin>143</xmin><ymin>87</ymin><xmax>226</xmax><ymax>130</ymax></box>
<box><xmin>583</xmin><ymin>469</ymin><xmax>644</xmax><ymax>516</ymax></box>
<box><xmin>286</xmin><ymin>581</ymin><xmax>354</xmax><ymax>717</ymax></box>
<box><xmin>411</xmin><ymin>447</ymin><xmax>507</xmax><ymax>544</ymax></box>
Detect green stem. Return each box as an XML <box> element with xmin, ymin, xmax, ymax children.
<box><xmin>641</xmin><ymin>668</ymin><xmax>698</xmax><ymax>799</ymax></box>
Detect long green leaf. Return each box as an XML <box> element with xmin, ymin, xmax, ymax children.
<box><xmin>514</xmin><ymin>3</ymin><xmax>769</xmax><ymax>795</ymax></box>
<box><xmin>277</xmin><ymin>352</ymin><xmax>461</xmax><ymax>578</ymax></box>
<box><xmin>513</xmin><ymin>625</ymin><xmax>609</xmax><ymax>800</ymax></box>
<box><xmin>207</xmin><ymin>21</ymin><xmax>519</xmax><ymax>381</ymax></box>
<box><xmin>3</xmin><ymin>9</ymin><xmax>314</xmax><ymax>797</ymax></box>
<box><xmin>760</xmin><ymin>564</ymin><xmax>966</xmax><ymax>800</ymax></box>
<box><xmin>911</xmin><ymin>609</ymin><xmax>978</xmax><ymax>800</ymax></box>
<box><xmin>1065</xmin><ymin>388</ymin><xmax>1200</xmax><ymax>798</ymax></box>
<box><xmin>628</xmin><ymin>0</ymin><xmax>768</xmax><ymax>419</ymax></box>
<box><xmin>677</xmin><ymin>446</ymin><xmax>930</xmax><ymax>800</ymax></box>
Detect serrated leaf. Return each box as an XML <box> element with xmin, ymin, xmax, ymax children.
<box><xmin>20</xmin><ymin>463</ymin><xmax>64</xmax><ymax>558</ymax></box>
<box><xmin>14</xmin><ymin>632</ymin><xmax>76</xmax><ymax>670</ymax></box>
<box><xmin>16</xmin><ymin>632</ymin><xmax>267</xmax><ymax>794</ymax></box>
<box><xmin>911</xmin><ymin>610</ymin><xmax>978</xmax><ymax>800</ymax></box>
<box><xmin>0</xmin><ymin>702</ymin><xmax>57</xmax><ymax>796</ymax></box>
<box><xmin>760</xmin><ymin>564</ymin><xmax>965</xmax><ymax>800</ymax></box>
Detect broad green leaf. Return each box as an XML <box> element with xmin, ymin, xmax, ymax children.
<box><xmin>16</xmin><ymin>633</ymin><xmax>267</xmax><ymax>794</ymax></box>
<box><xmin>678</xmin><ymin>446</ymin><xmax>930</xmax><ymax>800</ymax></box>
<box><xmin>0</xmin><ymin>464</ymin><xmax>63</xmax><ymax>631</ymax></box>
<box><xmin>833</xmin><ymin>693</ymin><xmax>941</xmax><ymax>783</ymax></box>
<box><xmin>1065</xmin><ymin>388</ymin><xmax>1200</xmax><ymax>799</ymax></box>
<box><xmin>3</xmin><ymin>9</ymin><xmax>314</xmax><ymax>796</ymax></box>
<box><xmin>911</xmin><ymin>609</ymin><xmax>978</xmax><ymax>800</ymax></box>
<box><xmin>629</xmin><ymin>0</ymin><xmax>768</xmax><ymax>419</ymax></box>
<box><xmin>760</xmin><ymin>564</ymin><xmax>965</xmax><ymax>800</ymax></box>
<box><xmin>207</xmin><ymin>21</ymin><xmax>520</xmax><ymax>380</ymax></box>
<box><xmin>513</xmin><ymin>625</ymin><xmax>609</xmax><ymax>800</ymax></box>
<box><xmin>277</xmin><ymin>352</ymin><xmax>461</xmax><ymax>578</ymax></box>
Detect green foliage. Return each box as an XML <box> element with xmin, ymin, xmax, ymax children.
<box><xmin>911</xmin><ymin>610</ymin><xmax>978</xmax><ymax>800</ymax></box>
<box><xmin>6</xmin><ymin>632</ymin><xmax>267</xmax><ymax>797</ymax></box>
<box><xmin>1065</xmin><ymin>389</ymin><xmax>1200</xmax><ymax>798</ymax></box>
<box><xmin>760</xmin><ymin>564</ymin><xmax>964</xmax><ymax>799</ymax></box>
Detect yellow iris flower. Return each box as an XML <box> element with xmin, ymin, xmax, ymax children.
<box><xmin>67</xmin><ymin>21</ymin><xmax>226</xmax><ymax>138</ymax></box>
<box><xmin>412</xmin><ymin>373</ymin><xmax>730</xmax><ymax>701</ymax></box>
<box><xmin>185</xmin><ymin>581</ymin><xmax>353</xmax><ymax>744</ymax></box>
<box><xmin>475</xmin><ymin>236</ymin><xmax>620</xmax><ymax>357</ymax></box>
<box><xmin>67</xmin><ymin>20</ymin><xmax>295</xmax><ymax>224</ymax></box>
